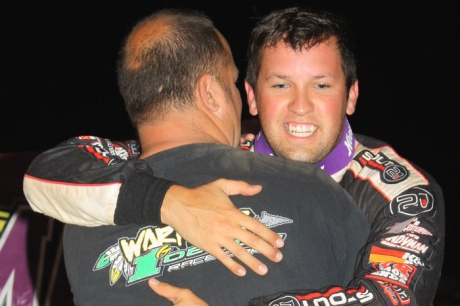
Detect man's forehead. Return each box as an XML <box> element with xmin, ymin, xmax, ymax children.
<box><xmin>262</xmin><ymin>37</ymin><xmax>339</xmax><ymax>57</ymax></box>
<box><xmin>256</xmin><ymin>39</ymin><xmax>345</xmax><ymax>83</ymax></box>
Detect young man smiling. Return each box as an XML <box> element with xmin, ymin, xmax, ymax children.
<box><xmin>246</xmin><ymin>38</ymin><xmax>358</xmax><ymax>165</ymax></box>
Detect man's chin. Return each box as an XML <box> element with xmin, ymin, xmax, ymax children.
<box><xmin>277</xmin><ymin>150</ymin><xmax>321</xmax><ymax>164</ymax></box>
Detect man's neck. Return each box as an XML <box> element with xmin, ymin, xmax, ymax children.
<box><xmin>137</xmin><ymin>114</ymin><xmax>232</xmax><ymax>159</ymax></box>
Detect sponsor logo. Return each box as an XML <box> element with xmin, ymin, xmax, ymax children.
<box><xmin>268</xmin><ymin>286</ymin><xmax>375</xmax><ymax>305</ymax></box>
<box><xmin>355</xmin><ymin>150</ymin><xmax>409</xmax><ymax>184</ymax></box>
<box><xmin>384</xmin><ymin>218</ymin><xmax>433</xmax><ymax>237</ymax></box>
<box><xmin>75</xmin><ymin>137</ymin><xmax>135</xmax><ymax>166</ymax></box>
<box><xmin>366</xmin><ymin>262</ymin><xmax>415</xmax><ymax>288</ymax></box>
<box><xmin>378</xmin><ymin>282</ymin><xmax>411</xmax><ymax>306</ymax></box>
<box><xmin>383</xmin><ymin>165</ymin><xmax>408</xmax><ymax>183</ymax></box>
<box><xmin>381</xmin><ymin>233</ymin><xmax>430</xmax><ymax>255</ymax></box>
<box><xmin>268</xmin><ymin>295</ymin><xmax>301</xmax><ymax>306</ymax></box>
<box><xmin>389</xmin><ymin>188</ymin><xmax>435</xmax><ymax>218</ymax></box>
<box><xmin>344</xmin><ymin>122</ymin><xmax>354</xmax><ymax>157</ymax></box>
<box><xmin>94</xmin><ymin>208</ymin><xmax>292</xmax><ymax>286</ymax></box>
<box><xmin>125</xmin><ymin>140</ymin><xmax>141</xmax><ymax>156</ymax></box>
<box><xmin>369</xmin><ymin>246</ymin><xmax>425</xmax><ymax>267</ymax></box>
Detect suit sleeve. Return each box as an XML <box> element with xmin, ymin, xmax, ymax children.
<box><xmin>249</xmin><ymin>165</ymin><xmax>445</xmax><ymax>305</ymax></box>
<box><xmin>23</xmin><ymin>136</ymin><xmax>174</xmax><ymax>226</ymax></box>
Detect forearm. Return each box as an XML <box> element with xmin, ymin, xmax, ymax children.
<box><xmin>23</xmin><ymin>136</ymin><xmax>173</xmax><ymax>226</ymax></box>
<box><xmin>114</xmin><ymin>170</ymin><xmax>174</xmax><ymax>225</ymax></box>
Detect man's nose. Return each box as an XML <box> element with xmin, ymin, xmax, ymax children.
<box><xmin>287</xmin><ymin>89</ymin><xmax>314</xmax><ymax>115</ymax></box>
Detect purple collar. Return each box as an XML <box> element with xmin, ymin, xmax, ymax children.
<box><xmin>253</xmin><ymin>118</ymin><xmax>355</xmax><ymax>176</ymax></box>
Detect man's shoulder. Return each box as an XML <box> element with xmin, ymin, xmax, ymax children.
<box><xmin>348</xmin><ymin>134</ymin><xmax>441</xmax><ymax>202</ymax></box>
<box><xmin>353</xmin><ymin>134</ymin><xmax>430</xmax><ymax>180</ymax></box>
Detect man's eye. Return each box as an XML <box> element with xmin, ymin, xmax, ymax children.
<box><xmin>273</xmin><ymin>84</ymin><xmax>287</xmax><ymax>89</ymax></box>
<box><xmin>317</xmin><ymin>83</ymin><xmax>329</xmax><ymax>89</ymax></box>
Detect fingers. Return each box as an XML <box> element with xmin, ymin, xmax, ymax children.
<box><xmin>212</xmin><ymin>222</ymin><xmax>283</xmax><ymax>276</ymax></box>
<box><xmin>149</xmin><ymin>278</ymin><xmax>209</xmax><ymax>306</ymax></box>
<box><xmin>215</xmin><ymin>178</ymin><xmax>262</xmax><ymax>197</ymax></box>
<box><xmin>234</xmin><ymin>225</ymin><xmax>283</xmax><ymax>261</ymax></box>
<box><xmin>209</xmin><ymin>179</ymin><xmax>283</xmax><ymax>249</ymax></box>
<box><xmin>149</xmin><ymin>278</ymin><xmax>179</xmax><ymax>301</ymax></box>
<box><xmin>209</xmin><ymin>241</ymin><xmax>270</xmax><ymax>276</ymax></box>
<box><xmin>206</xmin><ymin>246</ymin><xmax>247</xmax><ymax>276</ymax></box>
<box><xmin>241</xmin><ymin>216</ymin><xmax>285</xmax><ymax>249</ymax></box>
<box><xmin>195</xmin><ymin>179</ymin><xmax>284</xmax><ymax>274</ymax></box>
<box><xmin>220</xmin><ymin>238</ymin><xmax>269</xmax><ymax>276</ymax></box>
<box><xmin>161</xmin><ymin>178</ymin><xmax>284</xmax><ymax>278</ymax></box>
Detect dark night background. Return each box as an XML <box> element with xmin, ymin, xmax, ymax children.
<box><xmin>2</xmin><ymin>0</ymin><xmax>459</xmax><ymax>303</ymax></box>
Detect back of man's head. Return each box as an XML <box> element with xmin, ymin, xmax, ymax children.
<box><xmin>246</xmin><ymin>7</ymin><xmax>357</xmax><ymax>91</ymax></box>
<box><xmin>117</xmin><ymin>9</ymin><xmax>232</xmax><ymax>127</ymax></box>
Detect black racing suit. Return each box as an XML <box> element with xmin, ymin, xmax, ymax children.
<box><xmin>23</xmin><ymin>134</ymin><xmax>444</xmax><ymax>305</ymax></box>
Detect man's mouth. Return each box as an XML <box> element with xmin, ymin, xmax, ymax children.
<box><xmin>284</xmin><ymin>123</ymin><xmax>317</xmax><ymax>137</ymax></box>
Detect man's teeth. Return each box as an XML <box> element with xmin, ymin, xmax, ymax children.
<box><xmin>284</xmin><ymin>124</ymin><xmax>317</xmax><ymax>137</ymax></box>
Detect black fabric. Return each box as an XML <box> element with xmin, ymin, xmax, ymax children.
<box><xmin>114</xmin><ymin>171</ymin><xmax>174</xmax><ymax>225</ymax></box>
<box><xmin>64</xmin><ymin>143</ymin><xmax>369</xmax><ymax>306</ymax></box>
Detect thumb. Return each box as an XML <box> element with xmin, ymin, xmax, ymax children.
<box><xmin>218</xmin><ymin>179</ymin><xmax>262</xmax><ymax>196</ymax></box>
<box><xmin>149</xmin><ymin>278</ymin><xmax>178</xmax><ymax>302</ymax></box>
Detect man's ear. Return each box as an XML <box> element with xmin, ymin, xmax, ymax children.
<box><xmin>346</xmin><ymin>80</ymin><xmax>359</xmax><ymax>116</ymax></box>
<box><xmin>244</xmin><ymin>80</ymin><xmax>258</xmax><ymax>116</ymax></box>
<box><xmin>197</xmin><ymin>73</ymin><xmax>220</xmax><ymax>112</ymax></box>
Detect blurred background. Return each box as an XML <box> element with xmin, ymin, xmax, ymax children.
<box><xmin>2</xmin><ymin>1</ymin><xmax>459</xmax><ymax>304</ymax></box>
